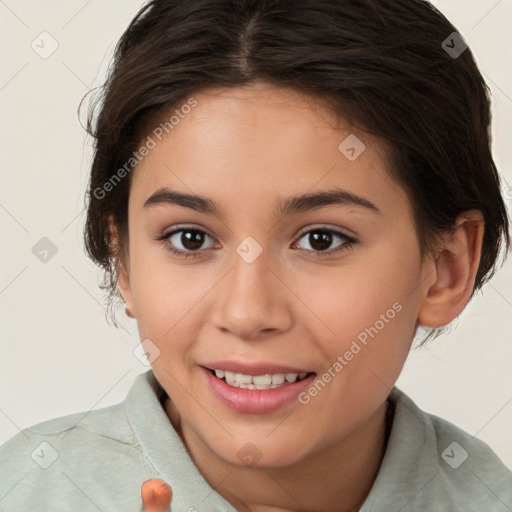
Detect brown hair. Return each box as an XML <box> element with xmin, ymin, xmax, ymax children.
<box><xmin>82</xmin><ymin>0</ymin><xmax>511</xmax><ymax>343</ymax></box>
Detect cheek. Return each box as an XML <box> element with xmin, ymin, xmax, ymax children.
<box><xmin>127</xmin><ymin>240</ymin><xmax>200</xmax><ymax>345</ymax></box>
<box><xmin>305</xmin><ymin>250</ymin><xmax>417</xmax><ymax>336</ymax></box>
<box><xmin>301</xmin><ymin>239</ymin><xmax>421</xmax><ymax>377</ymax></box>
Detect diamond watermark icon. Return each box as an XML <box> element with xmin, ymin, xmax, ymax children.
<box><xmin>31</xmin><ymin>441</ymin><xmax>59</xmax><ymax>469</ymax></box>
<box><xmin>31</xmin><ymin>31</ymin><xmax>59</xmax><ymax>59</ymax></box>
<box><xmin>133</xmin><ymin>338</ymin><xmax>161</xmax><ymax>366</ymax></box>
<box><xmin>236</xmin><ymin>236</ymin><xmax>263</xmax><ymax>264</ymax></box>
<box><xmin>441</xmin><ymin>32</ymin><xmax>468</xmax><ymax>59</ymax></box>
<box><xmin>237</xmin><ymin>442</ymin><xmax>262</xmax><ymax>466</ymax></box>
<box><xmin>32</xmin><ymin>237</ymin><xmax>58</xmax><ymax>263</ymax></box>
<box><xmin>441</xmin><ymin>441</ymin><xmax>468</xmax><ymax>469</ymax></box>
<box><xmin>338</xmin><ymin>134</ymin><xmax>366</xmax><ymax>161</ymax></box>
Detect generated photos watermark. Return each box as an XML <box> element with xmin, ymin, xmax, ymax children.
<box><xmin>93</xmin><ymin>97</ymin><xmax>198</xmax><ymax>200</ymax></box>
<box><xmin>298</xmin><ymin>301</ymin><xmax>403</xmax><ymax>405</ymax></box>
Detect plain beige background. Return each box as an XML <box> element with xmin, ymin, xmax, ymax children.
<box><xmin>1</xmin><ymin>0</ymin><xmax>511</xmax><ymax>471</ymax></box>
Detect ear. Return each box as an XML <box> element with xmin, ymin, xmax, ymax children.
<box><xmin>418</xmin><ymin>210</ymin><xmax>484</xmax><ymax>328</ymax></box>
<box><xmin>108</xmin><ymin>216</ymin><xmax>133</xmax><ymax>307</ymax></box>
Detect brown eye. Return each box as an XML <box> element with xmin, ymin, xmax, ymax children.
<box><xmin>305</xmin><ymin>230</ymin><xmax>334</xmax><ymax>251</ymax></box>
<box><xmin>294</xmin><ymin>228</ymin><xmax>355</xmax><ymax>256</ymax></box>
<box><xmin>160</xmin><ymin>227</ymin><xmax>217</xmax><ymax>258</ymax></box>
<box><xmin>172</xmin><ymin>229</ymin><xmax>208</xmax><ymax>251</ymax></box>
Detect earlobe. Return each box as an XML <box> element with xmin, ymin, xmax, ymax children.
<box><xmin>418</xmin><ymin>210</ymin><xmax>484</xmax><ymax>328</ymax></box>
<box><xmin>117</xmin><ymin>261</ymin><xmax>132</xmax><ymax>304</ymax></box>
<box><xmin>108</xmin><ymin>216</ymin><xmax>133</xmax><ymax>309</ymax></box>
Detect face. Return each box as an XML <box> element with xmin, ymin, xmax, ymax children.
<box><xmin>119</xmin><ymin>82</ymin><xmax>429</xmax><ymax>467</ymax></box>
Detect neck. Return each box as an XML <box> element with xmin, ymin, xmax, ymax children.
<box><xmin>164</xmin><ymin>398</ymin><xmax>392</xmax><ymax>512</ymax></box>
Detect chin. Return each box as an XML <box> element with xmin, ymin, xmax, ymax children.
<box><xmin>210</xmin><ymin>434</ymin><xmax>312</xmax><ymax>469</ymax></box>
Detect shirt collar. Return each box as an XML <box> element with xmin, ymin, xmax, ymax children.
<box><xmin>124</xmin><ymin>370</ymin><xmax>237</xmax><ymax>511</ymax></box>
<box><xmin>360</xmin><ymin>386</ymin><xmax>440</xmax><ymax>511</ymax></box>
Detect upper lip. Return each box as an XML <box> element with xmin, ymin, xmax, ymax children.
<box><xmin>202</xmin><ymin>361</ymin><xmax>314</xmax><ymax>375</ymax></box>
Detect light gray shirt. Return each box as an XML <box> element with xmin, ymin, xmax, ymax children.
<box><xmin>1</xmin><ymin>370</ymin><xmax>511</xmax><ymax>511</ymax></box>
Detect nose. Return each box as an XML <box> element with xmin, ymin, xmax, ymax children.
<box><xmin>210</xmin><ymin>241</ymin><xmax>293</xmax><ymax>340</ymax></box>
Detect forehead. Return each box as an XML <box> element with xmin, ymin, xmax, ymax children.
<box><xmin>190</xmin><ymin>83</ymin><xmax>340</xmax><ymax>127</ymax></box>
<box><xmin>129</xmin><ymin>83</ymin><xmax>407</xmax><ymax>220</ymax></box>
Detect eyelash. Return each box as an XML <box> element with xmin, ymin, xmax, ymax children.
<box><xmin>157</xmin><ymin>225</ymin><xmax>356</xmax><ymax>260</ymax></box>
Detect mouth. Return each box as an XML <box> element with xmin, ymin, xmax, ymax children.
<box><xmin>201</xmin><ymin>364</ymin><xmax>317</xmax><ymax>414</ymax></box>
<box><xmin>208</xmin><ymin>368</ymin><xmax>314</xmax><ymax>390</ymax></box>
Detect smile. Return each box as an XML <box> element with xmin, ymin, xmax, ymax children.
<box><xmin>202</xmin><ymin>365</ymin><xmax>317</xmax><ymax>414</ymax></box>
<box><xmin>212</xmin><ymin>369</ymin><xmax>311</xmax><ymax>390</ymax></box>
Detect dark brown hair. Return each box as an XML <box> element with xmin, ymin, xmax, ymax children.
<box><xmin>82</xmin><ymin>0</ymin><xmax>511</xmax><ymax>343</ymax></box>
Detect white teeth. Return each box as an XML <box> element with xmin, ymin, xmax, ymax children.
<box><xmin>224</xmin><ymin>370</ymin><xmax>236</xmax><ymax>382</ymax></box>
<box><xmin>253</xmin><ymin>374</ymin><xmax>272</xmax><ymax>385</ymax></box>
<box><xmin>212</xmin><ymin>368</ymin><xmax>309</xmax><ymax>389</ymax></box>
<box><xmin>235</xmin><ymin>373</ymin><xmax>253</xmax><ymax>384</ymax></box>
<box><xmin>271</xmin><ymin>373</ymin><xmax>285</xmax><ymax>385</ymax></box>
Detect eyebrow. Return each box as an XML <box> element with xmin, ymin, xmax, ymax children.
<box><xmin>143</xmin><ymin>186</ymin><xmax>381</xmax><ymax>219</ymax></box>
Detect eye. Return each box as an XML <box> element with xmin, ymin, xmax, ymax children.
<box><xmin>158</xmin><ymin>226</ymin><xmax>217</xmax><ymax>259</ymax></box>
<box><xmin>292</xmin><ymin>227</ymin><xmax>356</xmax><ymax>256</ymax></box>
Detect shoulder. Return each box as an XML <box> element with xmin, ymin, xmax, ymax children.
<box><xmin>0</xmin><ymin>399</ymin><xmax>138</xmax><ymax>459</ymax></box>
<box><xmin>0</xmin><ymin>400</ymin><xmax>150</xmax><ymax>510</ymax></box>
<box><xmin>381</xmin><ymin>387</ymin><xmax>512</xmax><ymax>511</ymax></box>
<box><xmin>395</xmin><ymin>387</ymin><xmax>510</xmax><ymax>472</ymax></box>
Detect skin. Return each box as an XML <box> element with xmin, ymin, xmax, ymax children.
<box><xmin>141</xmin><ymin>479</ymin><xmax>172</xmax><ymax>512</ymax></box>
<box><xmin>115</xmin><ymin>82</ymin><xmax>484</xmax><ymax>512</ymax></box>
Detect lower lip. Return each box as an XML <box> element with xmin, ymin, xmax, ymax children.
<box><xmin>202</xmin><ymin>367</ymin><xmax>316</xmax><ymax>414</ymax></box>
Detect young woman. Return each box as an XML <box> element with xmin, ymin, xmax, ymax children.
<box><xmin>1</xmin><ymin>1</ymin><xmax>511</xmax><ymax>511</ymax></box>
